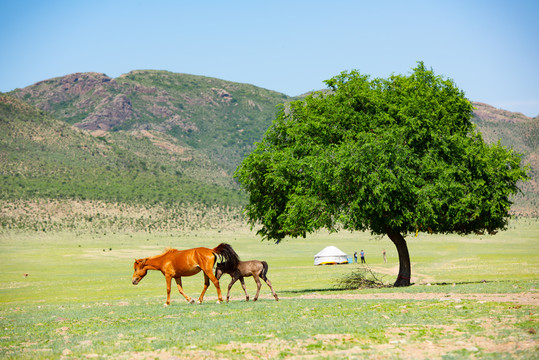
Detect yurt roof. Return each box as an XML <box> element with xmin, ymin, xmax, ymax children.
<box><xmin>314</xmin><ymin>246</ymin><xmax>348</xmax><ymax>257</ymax></box>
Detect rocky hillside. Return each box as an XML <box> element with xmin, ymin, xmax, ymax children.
<box><xmin>11</xmin><ymin>71</ymin><xmax>292</xmax><ymax>174</ymax></box>
<box><xmin>471</xmin><ymin>102</ymin><xmax>538</xmax><ymax>215</ymax></box>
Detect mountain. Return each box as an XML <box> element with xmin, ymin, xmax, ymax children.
<box><xmin>471</xmin><ymin>102</ymin><xmax>538</xmax><ymax>216</ymax></box>
<box><xmin>1</xmin><ymin>71</ymin><xmax>537</xmax><ymax>232</ymax></box>
<box><xmin>0</xmin><ymin>92</ymin><xmax>253</xmax><ymax>232</ymax></box>
<box><xmin>2</xmin><ymin>71</ymin><xmax>294</xmax><ymax>232</ymax></box>
<box><xmin>10</xmin><ymin>70</ymin><xmax>292</xmax><ymax>173</ymax></box>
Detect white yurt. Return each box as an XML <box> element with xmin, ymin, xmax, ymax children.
<box><xmin>314</xmin><ymin>246</ymin><xmax>349</xmax><ymax>265</ymax></box>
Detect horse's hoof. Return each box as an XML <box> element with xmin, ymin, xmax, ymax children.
<box><xmin>216</xmin><ymin>300</ymin><xmax>221</xmax><ymax>304</ymax></box>
<box><xmin>163</xmin><ymin>303</ymin><xmax>169</xmax><ymax>307</ymax></box>
<box><xmin>189</xmin><ymin>299</ymin><xmax>195</xmax><ymax>304</ymax></box>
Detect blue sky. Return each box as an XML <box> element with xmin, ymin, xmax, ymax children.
<box><xmin>1</xmin><ymin>0</ymin><xmax>538</xmax><ymax>117</ymax></box>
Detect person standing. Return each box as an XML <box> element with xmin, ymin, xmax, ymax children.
<box><xmin>382</xmin><ymin>249</ymin><xmax>387</xmax><ymax>263</ymax></box>
<box><xmin>360</xmin><ymin>250</ymin><xmax>365</xmax><ymax>264</ymax></box>
<box><xmin>354</xmin><ymin>251</ymin><xmax>358</xmax><ymax>263</ymax></box>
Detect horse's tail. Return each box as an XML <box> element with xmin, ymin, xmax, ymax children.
<box><xmin>260</xmin><ymin>261</ymin><xmax>269</xmax><ymax>281</ymax></box>
<box><xmin>213</xmin><ymin>243</ymin><xmax>240</xmax><ymax>273</ymax></box>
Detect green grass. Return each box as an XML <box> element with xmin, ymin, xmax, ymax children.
<box><xmin>0</xmin><ymin>219</ymin><xmax>538</xmax><ymax>358</ymax></box>
<box><xmin>2</xmin><ymin>296</ymin><xmax>536</xmax><ymax>359</ymax></box>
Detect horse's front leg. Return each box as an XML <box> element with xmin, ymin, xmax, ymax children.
<box><xmin>239</xmin><ymin>277</ymin><xmax>249</xmax><ymax>301</ymax></box>
<box><xmin>227</xmin><ymin>276</ymin><xmax>240</xmax><ymax>302</ymax></box>
<box><xmin>164</xmin><ymin>275</ymin><xmax>172</xmax><ymax>306</ymax></box>
<box><xmin>175</xmin><ymin>277</ymin><xmax>195</xmax><ymax>304</ymax></box>
<box><xmin>252</xmin><ymin>274</ymin><xmax>262</xmax><ymax>301</ymax></box>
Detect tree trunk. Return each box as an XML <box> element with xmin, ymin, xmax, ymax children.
<box><xmin>387</xmin><ymin>229</ymin><xmax>411</xmax><ymax>287</ymax></box>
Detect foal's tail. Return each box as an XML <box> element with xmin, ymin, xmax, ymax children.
<box><xmin>213</xmin><ymin>243</ymin><xmax>240</xmax><ymax>273</ymax></box>
<box><xmin>260</xmin><ymin>261</ymin><xmax>269</xmax><ymax>281</ymax></box>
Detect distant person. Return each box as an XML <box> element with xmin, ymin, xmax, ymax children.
<box><xmin>360</xmin><ymin>250</ymin><xmax>365</xmax><ymax>264</ymax></box>
<box><xmin>382</xmin><ymin>249</ymin><xmax>387</xmax><ymax>263</ymax></box>
<box><xmin>354</xmin><ymin>251</ymin><xmax>358</xmax><ymax>263</ymax></box>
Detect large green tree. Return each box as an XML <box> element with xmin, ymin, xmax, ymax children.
<box><xmin>235</xmin><ymin>63</ymin><xmax>529</xmax><ymax>286</ymax></box>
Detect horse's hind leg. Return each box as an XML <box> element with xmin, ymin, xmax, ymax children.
<box><xmin>238</xmin><ymin>277</ymin><xmax>249</xmax><ymax>301</ymax></box>
<box><xmin>197</xmin><ymin>273</ymin><xmax>211</xmax><ymax>304</ymax></box>
<box><xmin>175</xmin><ymin>277</ymin><xmax>195</xmax><ymax>304</ymax></box>
<box><xmin>264</xmin><ymin>278</ymin><xmax>279</xmax><ymax>301</ymax></box>
<box><xmin>199</xmin><ymin>271</ymin><xmax>223</xmax><ymax>304</ymax></box>
<box><xmin>226</xmin><ymin>276</ymin><xmax>240</xmax><ymax>302</ymax></box>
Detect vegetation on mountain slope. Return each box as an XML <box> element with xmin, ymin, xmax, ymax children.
<box><xmin>0</xmin><ymin>93</ymin><xmax>245</xmax><ymax>232</ymax></box>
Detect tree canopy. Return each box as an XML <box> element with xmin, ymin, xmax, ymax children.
<box><xmin>235</xmin><ymin>62</ymin><xmax>529</xmax><ymax>286</ymax></box>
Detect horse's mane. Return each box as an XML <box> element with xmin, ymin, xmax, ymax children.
<box><xmin>149</xmin><ymin>247</ymin><xmax>177</xmax><ymax>259</ymax></box>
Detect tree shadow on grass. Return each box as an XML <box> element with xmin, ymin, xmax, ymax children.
<box><xmin>279</xmin><ymin>280</ymin><xmax>507</xmax><ymax>296</ymax></box>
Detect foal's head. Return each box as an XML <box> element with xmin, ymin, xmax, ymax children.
<box><xmin>132</xmin><ymin>258</ymin><xmax>148</xmax><ymax>285</ymax></box>
<box><xmin>214</xmin><ymin>262</ymin><xmax>226</xmax><ymax>280</ymax></box>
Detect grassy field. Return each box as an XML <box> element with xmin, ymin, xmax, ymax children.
<box><xmin>0</xmin><ymin>219</ymin><xmax>538</xmax><ymax>359</ymax></box>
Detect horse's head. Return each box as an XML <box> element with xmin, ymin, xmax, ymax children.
<box><xmin>214</xmin><ymin>262</ymin><xmax>225</xmax><ymax>280</ymax></box>
<box><xmin>132</xmin><ymin>258</ymin><xmax>148</xmax><ymax>285</ymax></box>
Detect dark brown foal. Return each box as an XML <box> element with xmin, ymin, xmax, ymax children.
<box><xmin>215</xmin><ymin>260</ymin><xmax>279</xmax><ymax>302</ymax></box>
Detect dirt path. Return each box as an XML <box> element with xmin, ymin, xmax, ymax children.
<box><xmin>293</xmin><ymin>291</ymin><xmax>539</xmax><ymax>306</ymax></box>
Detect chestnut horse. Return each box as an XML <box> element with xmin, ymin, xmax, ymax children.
<box><xmin>215</xmin><ymin>260</ymin><xmax>279</xmax><ymax>302</ymax></box>
<box><xmin>132</xmin><ymin>243</ymin><xmax>239</xmax><ymax>305</ymax></box>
